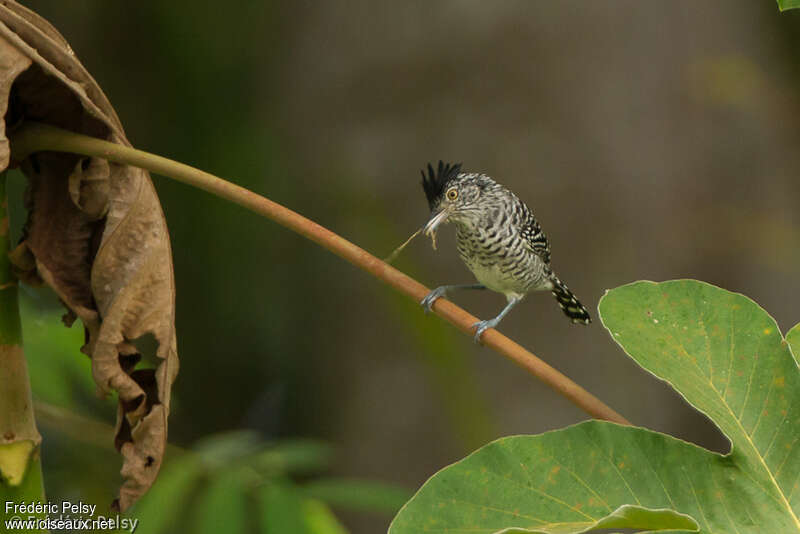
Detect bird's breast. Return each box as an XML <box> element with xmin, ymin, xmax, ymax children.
<box><xmin>455</xmin><ymin>225</ymin><xmax>550</xmax><ymax>294</ymax></box>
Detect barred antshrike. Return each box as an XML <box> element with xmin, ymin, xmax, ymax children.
<box><xmin>420</xmin><ymin>161</ymin><xmax>591</xmax><ymax>342</ymax></box>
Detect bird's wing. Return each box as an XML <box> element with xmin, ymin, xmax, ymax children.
<box><xmin>520</xmin><ymin>216</ymin><xmax>551</xmax><ymax>264</ymax></box>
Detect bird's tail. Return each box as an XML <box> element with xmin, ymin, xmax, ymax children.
<box><xmin>550</xmin><ymin>274</ymin><xmax>591</xmax><ymax>325</ymax></box>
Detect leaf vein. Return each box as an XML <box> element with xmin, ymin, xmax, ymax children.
<box><xmin>667</xmin><ymin>323</ymin><xmax>795</xmax><ymax>520</ymax></box>
<box><xmin>582</xmin><ymin>429</ymin><xmax>642</xmax><ymax>506</ymax></box>
<box><xmin>443</xmin><ymin>497</ymin><xmax>548</xmax><ymax>524</ymax></box>
<box><xmin>539</xmin><ymin>452</ymin><xmax>613</xmax><ymax>513</ymax></box>
<box><xmin>749</xmin><ymin>374</ymin><xmax>775</xmax><ymax>438</ymax></box>
<box><xmin>479</xmin><ymin>464</ymin><xmax>596</xmax><ymax>521</ymax></box>
<box><xmin>737</xmin><ymin>344</ymin><xmax>758</xmax><ymax>423</ymax></box>
<box><xmin>681</xmin><ymin>465</ymin><xmax>713</xmax><ymax>534</ymax></box>
<box><xmin>722</xmin><ymin>305</ymin><xmax>735</xmax><ymax>402</ymax></box>
<box><xmin>773</xmin><ymin>434</ymin><xmax>800</xmax><ymax>480</ymax></box>
<box><xmin>709</xmin><ymin>464</ymin><xmax>741</xmax><ymax>534</ymax></box>
<box><xmin>640</xmin><ymin>446</ymin><xmax>678</xmax><ymax>510</ymax></box>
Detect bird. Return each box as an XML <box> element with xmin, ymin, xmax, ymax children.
<box><xmin>419</xmin><ymin>161</ymin><xmax>591</xmax><ymax>342</ymax></box>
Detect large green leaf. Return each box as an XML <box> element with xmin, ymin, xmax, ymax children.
<box><xmin>602</xmin><ymin>281</ymin><xmax>800</xmax><ymax>529</ymax></box>
<box><xmin>390</xmin><ymin>423</ymin><xmax>708</xmax><ymax>533</ymax></box>
<box><xmin>389</xmin><ymin>280</ymin><xmax>800</xmax><ymax>533</ymax></box>
<box><xmin>777</xmin><ymin>0</ymin><xmax>800</xmax><ymax>12</ymax></box>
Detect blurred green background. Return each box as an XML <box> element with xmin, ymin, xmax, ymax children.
<box><xmin>8</xmin><ymin>1</ymin><xmax>800</xmax><ymax>532</ymax></box>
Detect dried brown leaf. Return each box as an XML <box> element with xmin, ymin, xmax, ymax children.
<box><xmin>0</xmin><ymin>1</ymin><xmax>178</xmax><ymax>511</ymax></box>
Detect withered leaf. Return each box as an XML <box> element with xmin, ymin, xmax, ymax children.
<box><xmin>0</xmin><ymin>1</ymin><xmax>178</xmax><ymax>511</ymax></box>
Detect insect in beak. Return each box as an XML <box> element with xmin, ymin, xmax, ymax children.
<box><xmin>423</xmin><ymin>206</ymin><xmax>452</xmax><ymax>250</ymax></box>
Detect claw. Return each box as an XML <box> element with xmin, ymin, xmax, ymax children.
<box><xmin>472</xmin><ymin>319</ymin><xmax>499</xmax><ymax>343</ymax></box>
<box><xmin>420</xmin><ymin>286</ymin><xmax>448</xmax><ymax>313</ymax></box>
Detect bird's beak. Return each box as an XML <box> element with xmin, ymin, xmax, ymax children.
<box><xmin>423</xmin><ymin>206</ymin><xmax>451</xmax><ymax>249</ymax></box>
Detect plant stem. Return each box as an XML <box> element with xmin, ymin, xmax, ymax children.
<box><xmin>9</xmin><ymin>121</ymin><xmax>631</xmax><ymax>426</ymax></box>
<box><xmin>0</xmin><ymin>170</ymin><xmax>46</xmax><ymax>516</ymax></box>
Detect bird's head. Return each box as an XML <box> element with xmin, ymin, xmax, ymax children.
<box><xmin>421</xmin><ymin>161</ymin><xmax>490</xmax><ymax>238</ymax></box>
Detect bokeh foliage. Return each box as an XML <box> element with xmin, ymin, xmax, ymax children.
<box><xmin>131</xmin><ymin>432</ymin><xmax>408</xmax><ymax>534</ymax></box>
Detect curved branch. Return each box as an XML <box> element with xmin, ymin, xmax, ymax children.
<box><xmin>9</xmin><ymin>121</ymin><xmax>631</xmax><ymax>426</ymax></box>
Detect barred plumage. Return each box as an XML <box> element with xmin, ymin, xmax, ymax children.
<box><xmin>420</xmin><ymin>161</ymin><xmax>590</xmax><ymax>341</ymax></box>
<box><xmin>550</xmin><ymin>274</ymin><xmax>591</xmax><ymax>324</ymax></box>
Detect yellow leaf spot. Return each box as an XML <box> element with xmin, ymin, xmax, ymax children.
<box><xmin>618</xmin><ymin>462</ymin><xmax>625</xmax><ymax>469</ymax></box>
<box><xmin>763</xmin><ymin>328</ymin><xmax>772</xmax><ymax>335</ymax></box>
<box><xmin>550</xmin><ymin>466</ymin><xmax>561</xmax><ymax>476</ymax></box>
<box><xmin>774</xmin><ymin>376</ymin><xmax>785</xmax><ymax>388</ymax></box>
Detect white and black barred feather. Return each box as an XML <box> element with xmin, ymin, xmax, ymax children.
<box><xmin>421</xmin><ymin>161</ymin><xmax>591</xmax><ymax>326</ymax></box>
<box><xmin>550</xmin><ymin>274</ymin><xmax>591</xmax><ymax>324</ymax></box>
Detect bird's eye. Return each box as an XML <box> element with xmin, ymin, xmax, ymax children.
<box><xmin>446</xmin><ymin>188</ymin><xmax>458</xmax><ymax>201</ymax></box>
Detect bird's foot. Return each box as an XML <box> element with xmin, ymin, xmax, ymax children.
<box><xmin>420</xmin><ymin>286</ymin><xmax>449</xmax><ymax>313</ymax></box>
<box><xmin>472</xmin><ymin>318</ymin><xmax>500</xmax><ymax>343</ymax></box>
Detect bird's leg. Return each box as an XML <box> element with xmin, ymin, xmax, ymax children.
<box><xmin>420</xmin><ymin>284</ymin><xmax>486</xmax><ymax>313</ymax></box>
<box><xmin>472</xmin><ymin>296</ymin><xmax>522</xmax><ymax>343</ymax></box>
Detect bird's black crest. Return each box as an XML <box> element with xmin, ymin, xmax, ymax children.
<box><xmin>421</xmin><ymin>161</ymin><xmax>462</xmax><ymax>210</ymax></box>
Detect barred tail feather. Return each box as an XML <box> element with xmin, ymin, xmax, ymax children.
<box><xmin>550</xmin><ymin>275</ymin><xmax>591</xmax><ymax>325</ymax></box>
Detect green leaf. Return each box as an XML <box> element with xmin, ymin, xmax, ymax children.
<box><xmin>193</xmin><ymin>433</ymin><xmax>332</xmax><ymax>476</ymax></box>
<box><xmin>500</xmin><ymin>504</ymin><xmax>699</xmax><ymax>534</ymax></box>
<box><xmin>390</xmin><ymin>423</ymin><xmax>719</xmax><ymax>533</ymax></box>
<box><xmin>302</xmin><ymin>477</ymin><xmax>411</xmax><ymax>515</ymax></box>
<box><xmin>302</xmin><ymin>499</ymin><xmax>349</xmax><ymax>534</ymax></box>
<box><xmin>601</xmin><ymin>280</ymin><xmax>800</xmax><ymax>530</ymax></box>
<box><xmin>129</xmin><ymin>454</ymin><xmax>203</xmax><ymax>533</ymax></box>
<box><xmin>194</xmin><ymin>430</ymin><xmax>262</xmax><ymax>467</ymax></box>
<box><xmin>251</xmin><ymin>439</ymin><xmax>333</xmax><ymax>476</ymax></box>
<box><xmin>260</xmin><ymin>483</ymin><xmax>309</xmax><ymax>534</ymax></box>
<box><xmin>260</xmin><ymin>482</ymin><xmax>350</xmax><ymax>534</ymax></box>
<box><xmin>778</xmin><ymin>0</ymin><xmax>800</xmax><ymax>12</ymax></box>
<box><xmin>390</xmin><ymin>280</ymin><xmax>800</xmax><ymax>533</ymax></box>
<box><xmin>191</xmin><ymin>470</ymin><xmax>250</xmax><ymax>534</ymax></box>
<box><xmin>389</xmin><ymin>421</ymin><xmax>712</xmax><ymax>534</ymax></box>
<box><xmin>20</xmin><ymin>297</ymin><xmax>98</xmax><ymax>409</ymax></box>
